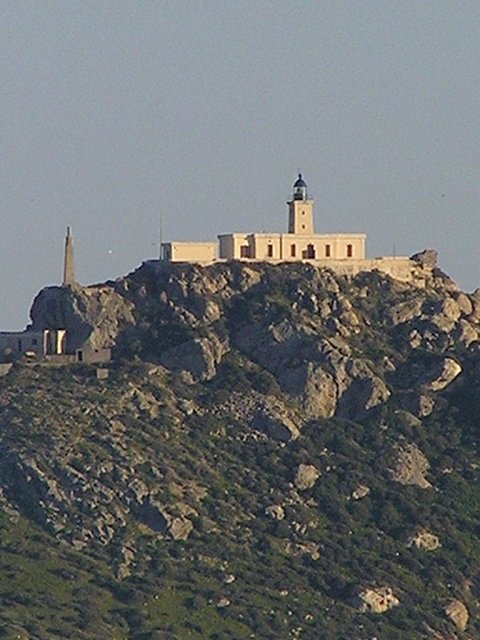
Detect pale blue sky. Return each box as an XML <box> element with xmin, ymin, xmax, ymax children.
<box><xmin>1</xmin><ymin>1</ymin><xmax>479</xmax><ymax>328</ymax></box>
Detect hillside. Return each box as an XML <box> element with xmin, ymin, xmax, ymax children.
<box><xmin>0</xmin><ymin>257</ymin><xmax>480</xmax><ymax>639</ymax></box>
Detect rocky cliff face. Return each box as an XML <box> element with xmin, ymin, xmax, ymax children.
<box><xmin>1</xmin><ymin>258</ymin><xmax>479</xmax><ymax>639</ymax></box>
<box><xmin>31</xmin><ymin>258</ymin><xmax>480</xmax><ymax>423</ymax></box>
<box><xmin>30</xmin><ymin>282</ymin><xmax>135</xmax><ymax>351</ymax></box>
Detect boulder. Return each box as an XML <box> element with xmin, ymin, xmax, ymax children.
<box><xmin>409</xmin><ymin>329</ymin><xmax>423</xmax><ymax>349</ymax></box>
<box><xmin>430</xmin><ymin>268</ymin><xmax>459</xmax><ymax>291</ymax></box>
<box><xmin>283</xmin><ymin>353</ymin><xmax>391</xmax><ymax>421</ymax></box>
<box><xmin>337</xmin><ymin>374</ymin><xmax>391</xmax><ymax>419</ymax></box>
<box><xmin>280</xmin><ymin>364</ymin><xmax>338</xmax><ymax>419</ymax></box>
<box><xmin>444</xmin><ymin>599</ymin><xmax>469</xmax><ymax>631</ymax></box>
<box><xmin>391</xmin><ymin>443</ymin><xmax>432</xmax><ymax>489</ymax></box>
<box><xmin>339</xmin><ymin>309</ymin><xmax>361</xmax><ymax>328</ymax></box>
<box><xmin>252</xmin><ymin>407</ymin><xmax>300</xmax><ymax>442</ymax></box>
<box><xmin>139</xmin><ymin>499</ymin><xmax>193</xmax><ymax>540</ymax></box>
<box><xmin>285</xmin><ymin>540</ymin><xmax>320</xmax><ymax>560</ymax></box>
<box><xmin>352</xmin><ymin>484</ymin><xmax>370</xmax><ymax>500</ymax></box>
<box><xmin>167</xmin><ymin>516</ymin><xmax>194</xmax><ymax>541</ymax></box>
<box><xmin>407</xmin><ymin>529</ymin><xmax>441</xmax><ymax>551</ymax></box>
<box><xmin>429</xmin><ymin>298</ymin><xmax>461</xmax><ymax>332</ymax></box>
<box><xmin>294</xmin><ymin>464</ymin><xmax>320</xmax><ymax>491</ymax></box>
<box><xmin>264</xmin><ymin>505</ymin><xmax>286</xmax><ymax>520</ymax></box>
<box><xmin>160</xmin><ymin>335</ymin><xmax>228</xmax><ymax>382</ymax></box>
<box><xmin>453</xmin><ymin>292</ymin><xmax>473</xmax><ymax>316</ymax></box>
<box><xmin>116</xmin><ymin>541</ymin><xmax>137</xmax><ymax>580</ymax></box>
<box><xmin>470</xmin><ymin>289</ymin><xmax>480</xmax><ymax>321</ymax></box>
<box><xmin>455</xmin><ymin>320</ymin><xmax>478</xmax><ymax>347</ymax></box>
<box><xmin>410</xmin><ymin>249</ymin><xmax>438</xmax><ymax>268</ymax></box>
<box><xmin>423</xmin><ymin>358</ymin><xmax>462</xmax><ymax>392</ymax></box>
<box><xmin>417</xmin><ymin>394</ymin><xmax>436</xmax><ymax>417</ymax></box>
<box><xmin>357</xmin><ymin>586</ymin><xmax>400</xmax><ymax>613</ymax></box>
<box><xmin>127</xmin><ymin>386</ymin><xmax>160</xmax><ymax>419</ymax></box>
<box><xmin>401</xmin><ymin>393</ymin><xmax>435</xmax><ymax>418</ymax></box>
<box><xmin>216</xmin><ymin>596</ymin><xmax>231</xmax><ymax>609</ymax></box>
<box><xmin>388</xmin><ymin>298</ymin><xmax>423</xmax><ymax>326</ymax></box>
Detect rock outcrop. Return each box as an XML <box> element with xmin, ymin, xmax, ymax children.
<box><xmin>357</xmin><ymin>586</ymin><xmax>400</xmax><ymax>613</ymax></box>
<box><xmin>159</xmin><ymin>334</ymin><xmax>228</xmax><ymax>382</ymax></box>
<box><xmin>31</xmin><ymin>284</ymin><xmax>135</xmax><ymax>351</ymax></box>
<box><xmin>422</xmin><ymin>358</ymin><xmax>462</xmax><ymax>392</ymax></box>
<box><xmin>285</xmin><ymin>540</ymin><xmax>320</xmax><ymax>561</ymax></box>
<box><xmin>407</xmin><ymin>529</ymin><xmax>441</xmax><ymax>551</ymax></box>
<box><xmin>391</xmin><ymin>444</ymin><xmax>432</xmax><ymax>489</ymax></box>
<box><xmin>264</xmin><ymin>505</ymin><xmax>285</xmax><ymax>520</ymax></box>
<box><xmin>444</xmin><ymin>599</ymin><xmax>469</xmax><ymax>631</ymax></box>
<box><xmin>251</xmin><ymin>405</ymin><xmax>300</xmax><ymax>442</ymax></box>
<box><xmin>294</xmin><ymin>464</ymin><xmax>320</xmax><ymax>491</ymax></box>
<box><xmin>26</xmin><ymin>258</ymin><xmax>480</xmax><ymax>431</ymax></box>
<box><xmin>411</xmin><ymin>249</ymin><xmax>438</xmax><ymax>269</ymax></box>
<box><xmin>352</xmin><ymin>484</ymin><xmax>370</xmax><ymax>500</ymax></box>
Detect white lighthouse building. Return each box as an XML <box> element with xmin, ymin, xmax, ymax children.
<box><xmin>162</xmin><ymin>174</ymin><xmax>365</xmax><ymax>263</ymax></box>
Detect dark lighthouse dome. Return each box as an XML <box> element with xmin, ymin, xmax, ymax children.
<box><xmin>293</xmin><ymin>173</ymin><xmax>308</xmax><ymax>200</ymax></box>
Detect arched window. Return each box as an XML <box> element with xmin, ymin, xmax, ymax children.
<box><xmin>290</xmin><ymin>244</ymin><xmax>296</xmax><ymax>257</ymax></box>
<box><xmin>267</xmin><ymin>244</ymin><xmax>274</xmax><ymax>257</ymax></box>
<box><xmin>347</xmin><ymin>244</ymin><xmax>353</xmax><ymax>257</ymax></box>
<box><xmin>325</xmin><ymin>244</ymin><xmax>331</xmax><ymax>257</ymax></box>
<box><xmin>307</xmin><ymin>244</ymin><xmax>316</xmax><ymax>259</ymax></box>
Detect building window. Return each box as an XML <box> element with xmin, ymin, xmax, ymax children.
<box><xmin>325</xmin><ymin>244</ymin><xmax>331</xmax><ymax>257</ymax></box>
<box><xmin>302</xmin><ymin>210</ymin><xmax>305</xmax><ymax>215</ymax></box>
<box><xmin>267</xmin><ymin>244</ymin><xmax>274</xmax><ymax>258</ymax></box>
<box><xmin>302</xmin><ymin>224</ymin><xmax>305</xmax><ymax>229</ymax></box>
<box><xmin>307</xmin><ymin>244</ymin><xmax>316</xmax><ymax>259</ymax></box>
<box><xmin>347</xmin><ymin>244</ymin><xmax>353</xmax><ymax>257</ymax></box>
<box><xmin>290</xmin><ymin>244</ymin><xmax>296</xmax><ymax>257</ymax></box>
<box><xmin>240</xmin><ymin>246</ymin><xmax>250</xmax><ymax>258</ymax></box>
<box><xmin>31</xmin><ymin>338</ymin><xmax>38</xmax><ymax>346</ymax></box>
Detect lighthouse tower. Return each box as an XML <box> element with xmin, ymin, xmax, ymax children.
<box><xmin>287</xmin><ymin>174</ymin><xmax>314</xmax><ymax>235</ymax></box>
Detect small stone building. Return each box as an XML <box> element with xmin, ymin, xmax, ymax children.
<box><xmin>161</xmin><ymin>241</ymin><xmax>217</xmax><ymax>263</ymax></box>
<box><xmin>0</xmin><ymin>329</ymin><xmax>66</xmax><ymax>362</ymax></box>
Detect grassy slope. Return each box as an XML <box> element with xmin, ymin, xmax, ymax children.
<box><xmin>0</xmin><ymin>360</ymin><xmax>478</xmax><ymax>639</ymax></box>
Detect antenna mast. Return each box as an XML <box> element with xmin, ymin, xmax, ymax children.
<box><xmin>159</xmin><ymin>212</ymin><xmax>163</xmax><ymax>260</ymax></box>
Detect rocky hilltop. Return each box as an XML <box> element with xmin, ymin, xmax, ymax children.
<box><xmin>1</xmin><ymin>256</ymin><xmax>480</xmax><ymax>639</ymax></box>
<box><xmin>30</xmin><ymin>251</ymin><xmax>474</xmax><ymax>421</ymax></box>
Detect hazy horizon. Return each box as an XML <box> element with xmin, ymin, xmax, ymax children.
<box><xmin>2</xmin><ymin>1</ymin><xmax>479</xmax><ymax>329</ymax></box>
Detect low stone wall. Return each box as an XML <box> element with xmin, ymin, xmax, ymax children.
<box><xmin>153</xmin><ymin>256</ymin><xmax>427</xmax><ymax>285</ymax></box>
<box><xmin>44</xmin><ymin>354</ymin><xmax>77</xmax><ymax>365</ymax></box>
<box><xmin>308</xmin><ymin>257</ymin><xmax>421</xmax><ymax>284</ymax></box>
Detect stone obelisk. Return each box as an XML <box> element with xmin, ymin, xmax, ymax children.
<box><xmin>63</xmin><ymin>226</ymin><xmax>75</xmax><ymax>286</ymax></box>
